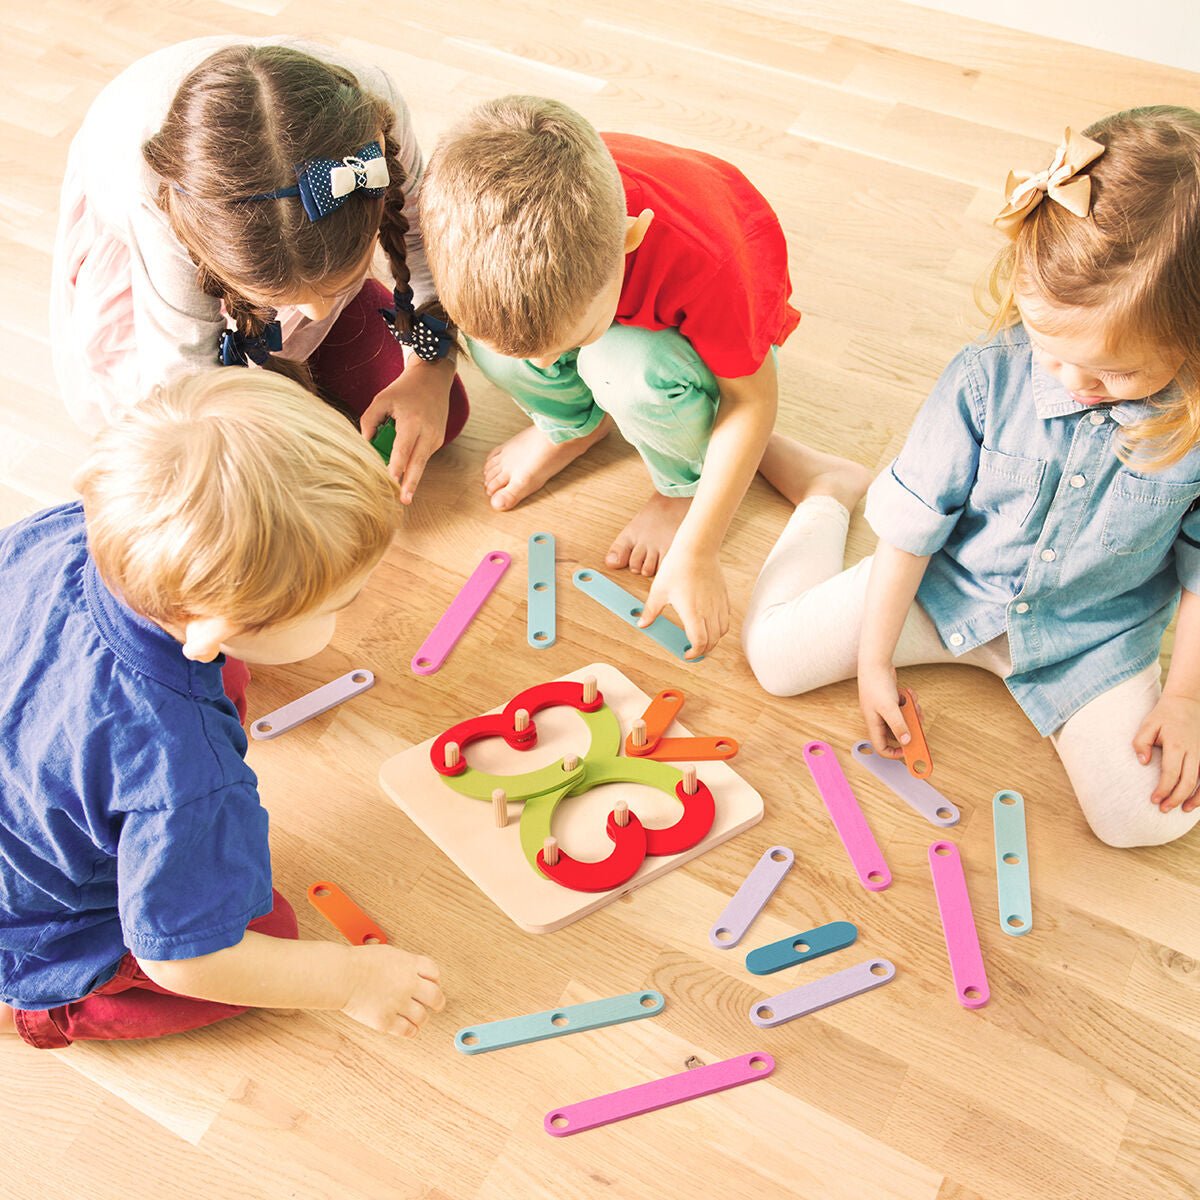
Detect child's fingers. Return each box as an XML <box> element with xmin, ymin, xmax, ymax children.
<box><xmin>1152</xmin><ymin>744</ymin><xmax>1183</xmax><ymax>803</ymax></box>
<box><xmin>683</xmin><ymin>616</ymin><xmax>709</xmax><ymax>660</ymax></box>
<box><xmin>359</xmin><ymin>397</ymin><xmax>388</xmax><ymax>443</ymax></box>
<box><xmin>881</xmin><ymin>699</ymin><xmax>911</xmax><ymax>750</ymax></box>
<box><xmin>637</xmin><ymin>587</ymin><xmax>665</xmax><ymax>629</ymax></box>
<box><xmin>413</xmin><ymin>974</ymin><xmax>445</xmax><ymax>1012</ymax></box>
<box><xmin>864</xmin><ymin>711</ymin><xmax>902</xmax><ymax>759</ymax></box>
<box><xmin>399</xmin><ymin>444</ymin><xmax>433</xmax><ymax>503</ymax></box>
<box><xmin>1159</xmin><ymin>752</ymin><xmax>1198</xmax><ymax>811</ymax></box>
<box><xmin>1131</xmin><ymin>719</ymin><xmax>1160</xmax><ymax>764</ymax></box>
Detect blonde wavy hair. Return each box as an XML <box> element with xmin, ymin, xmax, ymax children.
<box><xmin>420</xmin><ymin>95</ymin><xmax>626</xmax><ymax>357</ymax></box>
<box><xmin>983</xmin><ymin>106</ymin><xmax>1200</xmax><ymax>467</ymax></box>
<box><xmin>75</xmin><ymin>370</ymin><xmax>400</xmax><ymax>630</ymax></box>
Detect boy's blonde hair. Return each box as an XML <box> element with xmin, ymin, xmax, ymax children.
<box><xmin>983</xmin><ymin>106</ymin><xmax>1200</xmax><ymax>467</ymax></box>
<box><xmin>420</xmin><ymin>95</ymin><xmax>626</xmax><ymax>357</ymax></box>
<box><xmin>75</xmin><ymin>370</ymin><xmax>400</xmax><ymax>630</ymax></box>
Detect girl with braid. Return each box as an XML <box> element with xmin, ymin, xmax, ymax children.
<box><xmin>51</xmin><ymin>37</ymin><xmax>467</xmax><ymax>505</ymax></box>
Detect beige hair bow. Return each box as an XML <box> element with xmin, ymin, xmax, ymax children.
<box><xmin>993</xmin><ymin>128</ymin><xmax>1106</xmax><ymax>238</ymax></box>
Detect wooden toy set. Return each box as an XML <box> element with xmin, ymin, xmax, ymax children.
<box><xmin>250</xmin><ymin>535</ymin><xmax>1038</xmax><ymax>1138</ymax></box>
<box><xmin>378</xmin><ymin>663</ymin><xmax>764</xmax><ymax>933</ymax></box>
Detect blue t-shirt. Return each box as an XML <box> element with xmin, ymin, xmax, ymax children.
<box><xmin>0</xmin><ymin>503</ymin><xmax>273</xmax><ymax>1009</ymax></box>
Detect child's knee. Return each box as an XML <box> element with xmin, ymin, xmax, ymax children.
<box><xmin>577</xmin><ymin>325</ymin><xmax>717</xmax><ymax>419</ymax></box>
<box><xmin>1077</xmin><ymin>795</ymin><xmax>1200</xmax><ymax>848</ymax></box>
<box><xmin>742</xmin><ymin>611</ymin><xmax>800</xmax><ymax>698</ymax></box>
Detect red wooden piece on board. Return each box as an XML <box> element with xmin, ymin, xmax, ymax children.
<box><xmin>641</xmin><ymin>779</ymin><xmax>717</xmax><ymax>857</ymax></box>
<box><xmin>430</xmin><ymin>680</ymin><xmax>604</xmax><ymax>777</ymax></box>
<box><xmin>537</xmin><ymin>810</ymin><xmax>649</xmax><ymax>893</ymax></box>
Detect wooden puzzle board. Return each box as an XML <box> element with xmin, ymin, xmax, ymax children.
<box><xmin>379</xmin><ymin>663</ymin><xmax>764</xmax><ymax>933</ymax></box>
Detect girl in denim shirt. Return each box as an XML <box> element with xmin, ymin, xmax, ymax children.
<box><xmin>744</xmin><ymin>107</ymin><xmax>1200</xmax><ymax>849</ymax></box>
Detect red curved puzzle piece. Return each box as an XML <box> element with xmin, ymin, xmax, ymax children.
<box><xmin>503</xmin><ymin>680</ymin><xmax>604</xmax><ymax>723</ymax></box>
<box><xmin>641</xmin><ymin>779</ymin><xmax>717</xmax><ymax>857</ymax></box>
<box><xmin>537</xmin><ymin>810</ymin><xmax>649</xmax><ymax>892</ymax></box>
<box><xmin>430</xmin><ymin>680</ymin><xmax>603</xmax><ymax>777</ymax></box>
<box><xmin>430</xmin><ymin>713</ymin><xmax>533</xmax><ymax>776</ymax></box>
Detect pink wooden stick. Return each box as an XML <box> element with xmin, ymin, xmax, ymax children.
<box><xmin>928</xmin><ymin>841</ymin><xmax>990</xmax><ymax>1008</ymax></box>
<box><xmin>544</xmin><ymin>1053</ymin><xmax>774</xmax><ymax>1136</ymax></box>
<box><xmin>802</xmin><ymin>741</ymin><xmax>892</xmax><ymax>891</ymax></box>
<box><xmin>411</xmin><ymin>551</ymin><xmax>510</xmax><ymax>675</ymax></box>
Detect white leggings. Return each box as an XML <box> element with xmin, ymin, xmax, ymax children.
<box><xmin>742</xmin><ymin>497</ymin><xmax>1200</xmax><ymax>848</ymax></box>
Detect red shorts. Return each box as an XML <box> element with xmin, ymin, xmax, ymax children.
<box><xmin>13</xmin><ymin>889</ymin><xmax>299</xmax><ymax>1049</ymax></box>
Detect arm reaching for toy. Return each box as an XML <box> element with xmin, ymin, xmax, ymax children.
<box><xmin>141</xmin><ymin>931</ymin><xmax>445</xmax><ymax>1037</ymax></box>
<box><xmin>638</xmin><ymin>353</ymin><xmax>779</xmax><ymax>659</ymax></box>
<box><xmin>1133</xmin><ymin>585</ymin><xmax>1200</xmax><ymax>813</ymax></box>
<box><xmin>859</xmin><ymin>541</ymin><xmax>931</xmax><ymax>757</ymax></box>
<box><xmin>359</xmin><ymin>355</ymin><xmax>458</xmax><ymax>504</ymax></box>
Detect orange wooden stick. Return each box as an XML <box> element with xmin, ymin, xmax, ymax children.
<box><xmin>624</xmin><ymin>689</ymin><xmax>739</xmax><ymax>761</ymax></box>
<box><xmin>307</xmin><ymin>881</ymin><xmax>388</xmax><ymax>946</ymax></box>
<box><xmin>898</xmin><ymin>687</ymin><xmax>933</xmax><ymax>779</ymax></box>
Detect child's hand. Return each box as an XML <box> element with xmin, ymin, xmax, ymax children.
<box><xmin>858</xmin><ymin>661</ymin><xmax>910</xmax><ymax>759</ymax></box>
<box><xmin>638</xmin><ymin>547</ymin><xmax>730</xmax><ymax>660</ymax></box>
<box><xmin>340</xmin><ymin>944</ymin><xmax>445</xmax><ymax>1037</ymax></box>
<box><xmin>360</xmin><ymin>371</ymin><xmax>451</xmax><ymax>504</ymax></box>
<box><xmin>1132</xmin><ymin>692</ymin><xmax>1200</xmax><ymax>812</ymax></box>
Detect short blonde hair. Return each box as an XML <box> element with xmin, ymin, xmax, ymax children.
<box><xmin>420</xmin><ymin>95</ymin><xmax>626</xmax><ymax>357</ymax></box>
<box><xmin>75</xmin><ymin>370</ymin><xmax>400</xmax><ymax>629</ymax></box>
<box><xmin>983</xmin><ymin>106</ymin><xmax>1200</xmax><ymax>467</ymax></box>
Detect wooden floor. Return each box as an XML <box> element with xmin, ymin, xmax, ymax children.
<box><xmin>2</xmin><ymin>2</ymin><xmax>1199</xmax><ymax>1198</ymax></box>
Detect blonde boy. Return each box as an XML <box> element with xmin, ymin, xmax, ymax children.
<box><xmin>421</xmin><ymin>96</ymin><xmax>862</xmax><ymax>658</ymax></box>
<box><xmin>0</xmin><ymin>371</ymin><xmax>443</xmax><ymax>1047</ymax></box>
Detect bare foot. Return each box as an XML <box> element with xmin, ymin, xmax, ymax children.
<box><xmin>484</xmin><ymin>419</ymin><xmax>610</xmax><ymax>511</ymax></box>
<box><xmin>0</xmin><ymin>1003</ymin><xmax>16</xmax><ymax>1036</ymax></box>
<box><xmin>606</xmin><ymin>493</ymin><xmax>692</xmax><ymax>576</ymax></box>
<box><xmin>758</xmin><ymin>433</ymin><xmax>873</xmax><ymax>512</ymax></box>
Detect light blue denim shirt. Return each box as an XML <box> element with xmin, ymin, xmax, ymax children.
<box><xmin>865</xmin><ymin>323</ymin><xmax>1200</xmax><ymax>735</ymax></box>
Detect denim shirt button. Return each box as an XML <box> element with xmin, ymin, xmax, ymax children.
<box><xmin>1040</xmin><ymin>548</ymin><xmax>1056</xmax><ymax>562</ymax></box>
<box><xmin>1069</xmin><ymin>474</ymin><xmax>1086</xmax><ymax>488</ymax></box>
<box><xmin>948</xmin><ymin>632</ymin><xmax>965</xmax><ymax>646</ymax></box>
<box><xmin>1015</xmin><ymin>602</ymin><xmax>1030</xmax><ymax>613</ymax></box>
<box><xmin>1089</xmin><ymin>411</ymin><xmax>1106</xmax><ymax>425</ymax></box>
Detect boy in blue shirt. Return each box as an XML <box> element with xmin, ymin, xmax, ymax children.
<box><xmin>0</xmin><ymin>370</ymin><xmax>444</xmax><ymax>1047</ymax></box>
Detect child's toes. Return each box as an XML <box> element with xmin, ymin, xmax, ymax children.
<box><xmin>606</xmin><ymin>533</ymin><xmax>635</xmax><ymax>569</ymax></box>
<box><xmin>628</xmin><ymin>542</ymin><xmax>649</xmax><ymax>574</ymax></box>
<box><xmin>639</xmin><ymin>548</ymin><xmax>660</xmax><ymax>576</ymax></box>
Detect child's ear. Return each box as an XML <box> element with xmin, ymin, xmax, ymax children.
<box><xmin>624</xmin><ymin>208</ymin><xmax>655</xmax><ymax>253</ymax></box>
<box><xmin>180</xmin><ymin>616</ymin><xmax>240</xmax><ymax>663</ymax></box>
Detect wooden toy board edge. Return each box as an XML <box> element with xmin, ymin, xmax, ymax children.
<box><xmin>378</xmin><ymin>663</ymin><xmax>764</xmax><ymax>934</ymax></box>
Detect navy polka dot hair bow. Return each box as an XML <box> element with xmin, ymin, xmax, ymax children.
<box><xmin>241</xmin><ymin>141</ymin><xmax>389</xmax><ymax>222</ymax></box>
<box><xmin>381</xmin><ymin>286</ymin><xmax>455</xmax><ymax>362</ymax></box>
<box><xmin>218</xmin><ymin>321</ymin><xmax>283</xmax><ymax>367</ymax></box>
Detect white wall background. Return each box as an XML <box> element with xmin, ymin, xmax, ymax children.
<box><xmin>908</xmin><ymin>0</ymin><xmax>1199</xmax><ymax>73</ymax></box>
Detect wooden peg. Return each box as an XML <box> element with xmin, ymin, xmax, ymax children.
<box><xmin>543</xmin><ymin>836</ymin><xmax>560</xmax><ymax>867</ymax></box>
<box><xmin>614</xmin><ymin>800</ymin><xmax>629</xmax><ymax>828</ymax></box>
<box><xmin>682</xmin><ymin>765</ymin><xmax>698</xmax><ymax>795</ymax></box>
<box><xmin>631</xmin><ymin>719</ymin><xmax>647</xmax><ymax>749</ymax></box>
<box><xmin>563</xmin><ymin>753</ymin><xmax>580</xmax><ymax>772</ymax></box>
<box><xmin>445</xmin><ymin>741</ymin><xmax>460</xmax><ymax>770</ymax></box>
<box><xmin>582</xmin><ymin>675</ymin><xmax>597</xmax><ymax>704</ymax></box>
<box><xmin>514</xmin><ymin>708</ymin><xmax>530</xmax><ymax>733</ymax></box>
<box><xmin>492</xmin><ymin>787</ymin><xmax>508</xmax><ymax>828</ymax></box>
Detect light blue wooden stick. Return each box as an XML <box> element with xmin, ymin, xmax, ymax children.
<box><xmin>455</xmin><ymin>990</ymin><xmax>665</xmax><ymax>1054</ymax></box>
<box><xmin>572</xmin><ymin>568</ymin><xmax>700</xmax><ymax>662</ymax></box>
<box><xmin>527</xmin><ymin>531</ymin><xmax>556</xmax><ymax>649</ymax></box>
<box><xmin>993</xmin><ymin>789</ymin><xmax>1033</xmax><ymax>936</ymax></box>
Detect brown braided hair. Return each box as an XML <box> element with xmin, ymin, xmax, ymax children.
<box><xmin>142</xmin><ymin>44</ymin><xmax>451</xmax><ymax>395</ymax></box>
